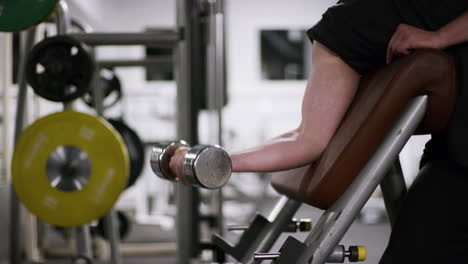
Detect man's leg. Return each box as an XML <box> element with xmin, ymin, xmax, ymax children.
<box><xmin>379</xmin><ymin>158</ymin><xmax>468</xmax><ymax>263</ymax></box>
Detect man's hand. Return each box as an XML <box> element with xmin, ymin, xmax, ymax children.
<box><xmin>387</xmin><ymin>24</ymin><xmax>443</xmax><ymax>64</ymax></box>
<box><xmin>169</xmin><ymin>146</ymin><xmax>190</xmax><ymax>185</ymax></box>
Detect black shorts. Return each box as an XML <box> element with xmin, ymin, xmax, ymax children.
<box><xmin>307</xmin><ymin>0</ymin><xmax>468</xmax><ymax>75</ymax></box>
<box><xmin>307</xmin><ymin>0</ymin><xmax>402</xmax><ymax>75</ymax></box>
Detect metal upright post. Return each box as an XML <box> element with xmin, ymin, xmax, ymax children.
<box><xmin>55</xmin><ymin>1</ymin><xmax>71</xmax><ymax>36</ymax></box>
<box><xmin>10</xmin><ymin>27</ymin><xmax>37</xmax><ymax>264</ymax></box>
<box><xmin>56</xmin><ymin>2</ymin><xmax>108</xmax><ymax>263</ymax></box>
<box><xmin>74</xmin><ymin>12</ymin><xmax>124</xmax><ymax>264</ymax></box>
<box><xmin>74</xmin><ymin>226</ymin><xmax>93</xmax><ymax>260</ymax></box>
<box><xmin>206</xmin><ymin>0</ymin><xmax>227</xmax><ymax>260</ymax></box>
<box><xmin>1</xmin><ymin>33</ymin><xmax>12</xmax><ymax>187</ymax></box>
<box><xmin>176</xmin><ymin>0</ymin><xmax>205</xmax><ymax>262</ymax></box>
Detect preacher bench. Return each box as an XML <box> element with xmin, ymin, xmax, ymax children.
<box><xmin>213</xmin><ymin>49</ymin><xmax>456</xmax><ymax>263</ymax></box>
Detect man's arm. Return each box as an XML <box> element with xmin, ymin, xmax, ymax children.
<box><xmin>226</xmin><ymin>42</ymin><xmax>361</xmax><ymax>173</ymax></box>
<box><xmin>438</xmin><ymin>11</ymin><xmax>468</xmax><ymax>49</ymax></box>
<box><xmin>387</xmin><ymin>11</ymin><xmax>468</xmax><ymax>63</ymax></box>
<box><xmin>169</xmin><ymin>42</ymin><xmax>360</xmax><ymax>177</ymax></box>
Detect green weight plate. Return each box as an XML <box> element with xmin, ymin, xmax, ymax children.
<box><xmin>0</xmin><ymin>0</ymin><xmax>59</xmax><ymax>32</ymax></box>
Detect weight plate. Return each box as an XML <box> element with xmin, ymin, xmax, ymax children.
<box><xmin>94</xmin><ymin>210</ymin><xmax>131</xmax><ymax>241</ymax></box>
<box><xmin>26</xmin><ymin>35</ymin><xmax>95</xmax><ymax>102</ymax></box>
<box><xmin>82</xmin><ymin>69</ymin><xmax>123</xmax><ymax>110</ymax></box>
<box><xmin>0</xmin><ymin>0</ymin><xmax>59</xmax><ymax>32</ymax></box>
<box><xmin>107</xmin><ymin>119</ymin><xmax>145</xmax><ymax>188</ymax></box>
<box><xmin>12</xmin><ymin>111</ymin><xmax>130</xmax><ymax>227</ymax></box>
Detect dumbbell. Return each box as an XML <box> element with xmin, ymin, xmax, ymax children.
<box><xmin>150</xmin><ymin>140</ymin><xmax>232</xmax><ymax>189</ymax></box>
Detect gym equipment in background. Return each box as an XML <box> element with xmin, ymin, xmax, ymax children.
<box><xmin>0</xmin><ymin>0</ymin><xmax>59</xmax><ymax>32</ymax></box>
<box><xmin>107</xmin><ymin>119</ymin><xmax>145</xmax><ymax>189</ymax></box>
<box><xmin>151</xmin><ymin>140</ymin><xmax>232</xmax><ymax>189</ymax></box>
<box><xmin>26</xmin><ymin>35</ymin><xmax>95</xmax><ymax>102</ymax></box>
<box><xmin>82</xmin><ymin>68</ymin><xmax>123</xmax><ymax>110</ymax></box>
<box><xmin>11</xmin><ymin>111</ymin><xmax>130</xmax><ymax>227</ymax></box>
<box><xmin>94</xmin><ymin>210</ymin><xmax>132</xmax><ymax>241</ymax></box>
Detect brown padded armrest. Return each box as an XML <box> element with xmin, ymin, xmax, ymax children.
<box><xmin>271</xmin><ymin>50</ymin><xmax>456</xmax><ymax>209</ymax></box>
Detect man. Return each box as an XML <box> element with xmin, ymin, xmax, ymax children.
<box><xmin>171</xmin><ymin>1</ymin><xmax>468</xmax><ymax>262</ymax></box>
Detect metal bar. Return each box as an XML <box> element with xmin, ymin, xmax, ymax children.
<box><xmin>43</xmin><ymin>242</ymin><xmax>177</xmax><ymax>257</ymax></box>
<box><xmin>296</xmin><ymin>96</ymin><xmax>428</xmax><ymax>264</ymax></box>
<box><xmin>227</xmin><ymin>225</ymin><xmax>249</xmax><ymax>231</ymax></box>
<box><xmin>1</xmin><ymin>33</ymin><xmax>12</xmax><ymax>186</ymax></box>
<box><xmin>241</xmin><ymin>197</ymin><xmax>301</xmax><ymax>264</ymax></box>
<box><xmin>10</xmin><ymin>27</ymin><xmax>37</xmax><ymax>264</ymax></box>
<box><xmin>206</xmin><ymin>1</ymin><xmax>226</xmax><ymax>261</ymax></box>
<box><xmin>24</xmin><ymin>213</ymin><xmax>43</xmax><ymax>262</ymax></box>
<box><xmin>254</xmin><ymin>253</ymin><xmax>281</xmax><ymax>260</ymax></box>
<box><xmin>55</xmin><ymin>0</ymin><xmax>76</xmax><ymax>111</ymax></box>
<box><xmin>69</xmin><ymin>32</ymin><xmax>180</xmax><ymax>47</ymax></box>
<box><xmin>92</xmin><ymin>48</ymin><xmax>123</xmax><ymax>264</ymax></box>
<box><xmin>93</xmin><ymin>61</ymin><xmax>122</xmax><ymax>264</ymax></box>
<box><xmin>380</xmin><ymin>159</ymin><xmax>407</xmax><ymax>227</ymax></box>
<box><xmin>103</xmin><ymin>212</ymin><xmax>122</xmax><ymax>264</ymax></box>
<box><xmin>175</xmin><ymin>0</ymin><xmax>203</xmax><ymax>262</ymax></box>
<box><xmin>97</xmin><ymin>57</ymin><xmax>173</xmax><ymax>68</ymax></box>
<box><xmin>55</xmin><ymin>0</ymin><xmax>71</xmax><ymax>35</ymax></box>
<box><xmin>75</xmin><ymin>226</ymin><xmax>93</xmax><ymax>259</ymax></box>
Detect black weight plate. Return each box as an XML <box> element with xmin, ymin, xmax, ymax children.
<box><xmin>82</xmin><ymin>68</ymin><xmax>123</xmax><ymax>109</ymax></box>
<box><xmin>95</xmin><ymin>210</ymin><xmax>131</xmax><ymax>241</ymax></box>
<box><xmin>107</xmin><ymin>119</ymin><xmax>145</xmax><ymax>188</ymax></box>
<box><xmin>26</xmin><ymin>35</ymin><xmax>95</xmax><ymax>102</ymax></box>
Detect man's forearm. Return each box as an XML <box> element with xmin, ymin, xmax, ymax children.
<box><xmin>229</xmin><ymin>128</ymin><xmax>325</xmax><ymax>173</ymax></box>
<box><xmin>438</xmin><ymin>11</ymin><xmax>468</xmax><ymax>49</ymax></box>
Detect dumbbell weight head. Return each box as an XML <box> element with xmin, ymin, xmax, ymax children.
<box><xmin>183</xmin><ymin>145</ymin><xmax>232</xmax><ymax>189</ymax></box>
<box><xmin>150</xmin><ymin>140</ymin><xmax>190</xmax><ymax>181</ymax></box>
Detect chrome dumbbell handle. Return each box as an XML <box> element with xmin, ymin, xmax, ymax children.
<box><xmin>183</xmin><ymin>144</ymin><xmax>232</xmax><ymax>189</ymax></box>
<box><xmin>254</xmin><ymin>252</ymin><xmax>280</xmax><ymax>261</ymax></box>
<box><xmin>227</xmin><ymin>225</ymin><xmax>249</xmax><ymax>231</ymax></box>
<box><xmin>150</xmin><ymin>140</ymin><xmax>190</xmax><ymax>181</ymax></box>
